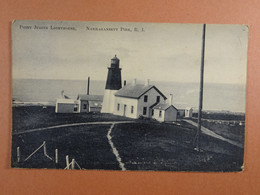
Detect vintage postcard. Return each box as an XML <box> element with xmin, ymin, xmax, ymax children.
<box><xmin>12</xmin><ymin>20</ymin><xmax>248</xmax><ymax>171</ymax></box>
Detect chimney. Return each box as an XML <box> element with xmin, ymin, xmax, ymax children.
<box><xmin>60</xmin><ymin>90</ymin><xmax>64</xmax><ymax>98</ymax></box>
<box><xmin>145</xmin><ymin>79</ymin><xmax>150</xmax><ymax>86</ymax></box>
<box><xmin>132</xmin><ymin>78</ymin><xmax>136</xmax><ymax>85</ymax></box>
<box><xmin>168</xmin><ymin>94</ymin><xmax>173</xmax><ymax>105</ymax></box>
<box><xmin>124</xmin><ymin>80</ymin><xmax>127</xmax><ymax>86</ymax></box>
<box><xmin>87</xmin><ymin>77</ymin><xmax>90</xmax><ymax>95</ymax></box>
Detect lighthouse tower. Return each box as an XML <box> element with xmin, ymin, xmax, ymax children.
<box><xmin>101</xmin><ymin>55</ymin><xmax>122</xmax><ymax>113</ymax></box>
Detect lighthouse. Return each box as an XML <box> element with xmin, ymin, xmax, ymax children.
<box><xmin>101</xmin><ymin>55</ymin><xmax>122</xmax><ymax>113</ymax></box>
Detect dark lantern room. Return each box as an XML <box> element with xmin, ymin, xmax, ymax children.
<box><xmin>105</xmin><ymin>55</ymin><xmax>122</xmax><ymax>90</ymax></box>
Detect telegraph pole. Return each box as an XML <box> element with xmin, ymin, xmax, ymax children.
<box><xmin>193</xmin><ymin>24</ymin><xmax>206</xmax><ymax>150</ymax></box>
<box><xmin>87</xmin><ymin>76</ymin><xmax>90</xmax><ymax>95</ymax></box>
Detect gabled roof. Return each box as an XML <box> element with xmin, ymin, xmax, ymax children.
<box><xmin>175</xmin><ymin>103</ymin><xmax>192</xmax><ymax>110</ymax></box>
<box><xmin>77</xmin><ymin>94</ymin><xmax>103</xmax><ymax>101</ymax></box>
<box><xmin>114</xmin><ymin>84</ymin><xmax>167</xmax><ymax>99</ymax></box>
<box><xmin>153</xmin><ymin>103</ymin><xmax>178</xmax><ymax>111</ymax></box>
<box><xmin>56</xmin><ymin>98</ymin><xmax>79</xmax><ymax>104</ymax></box>
<box><xmin>149</xmin><ymin>102</ymin><xmax>159</xmax><ymax>109</ymax></box>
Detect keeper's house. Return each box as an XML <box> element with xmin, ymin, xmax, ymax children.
<box><xmin>113</xmin><ymin>80</ymin><xmax>167</xmax><ymax>119</ymax></box>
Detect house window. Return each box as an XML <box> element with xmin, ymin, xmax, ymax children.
<box><xmin>83</xmin><ymin>104</ymin><xmax>87</xmax><ymax>109</ymax></box>
<box><xmin>143</xmin><ymin>107</ymin><xmax>147</xmax><ymax>115</ymax></box>
<box><xmin>131</xmin><ymin>106</ymin><xmax>134</xmax><ymax>114</ymax></box>
<box><xmin>117</xmin><ymin>103</ymin><xmax>120</xmax><ymax>111</ymax></box>
<box><xmin>156</xmin><ymin>96</ymin><xmax>160</xmax><ymax>103</ymax></box>
<box><xmin>144</xmin><ymin>95</ymin><xmax>148</xmax><ymax>102</ymax></box>
<box><xmin>74</xmin><ymin>106</ymin><xmax>78</xmax><ymax>112</ymax></box>
<box><xmin>152</xmin><ymin>109</ymin><xmax>154</xmax><ymax>116</ymax></box>
<box><xmin>159</xmin><ymin>110</ymin><xmax>162</xmax><ymax>117</ymax></box>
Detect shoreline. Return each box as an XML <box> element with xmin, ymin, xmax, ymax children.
<box><xmin>12</xmin><ymin>101</ymin><xmax>55</xmax><ymax>107</ymax></box>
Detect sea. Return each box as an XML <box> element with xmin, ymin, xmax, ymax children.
<box><xmin>12</xmin><ymin>79</ymin><xmax>246</xmax><ymax>113</ymax></box>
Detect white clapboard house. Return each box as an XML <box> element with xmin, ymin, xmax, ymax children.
<box><xmin>113</xmin><ymin>80</ymin><xmax>167</xmax><ymax>119</ymax></box>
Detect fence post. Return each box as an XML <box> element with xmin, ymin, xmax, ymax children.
<box><xmin>43</xmin><ymin>141</ymin><xmax>47</xmax><ymax>155</ymax></box>
<box><xmin>71</xmin><ymin>159</ymin><xmax>75</xmax><ymax>170</ymax></box>
<box><xmin>66</xmin><ymin>155</ymin><xmax>69</xmax><ymax>169</ymax></box>
<box><xmin>55</xmin><ymin>149</ymin><xmax>58</xmax><ymax>164</ymax></box>
<box><xmin>17</xmin><ymin>147</ymin><xmax>20</xmax><ymax>163</ymax></box>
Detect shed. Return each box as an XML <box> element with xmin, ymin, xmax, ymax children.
<box><xmin>152</xmin><ymin>103</ymin><xmax>178</xmax><ymax>122</ymax></box>
<box><xmin>175</xmin><ymin>104</ymin><xmax>193</xmax><ymax>118</ymax></box>
<box><xmin>77</xmin><ymin>94</ymin><xmax>103</xmax><ymax>113</ymax></box>
<box><xmin>185</xmin><ymin>107</ymin><xmax>193</xmax><ymax>118</ymax></box>
<box><xmin>55</xmin><ymin>99</ymin><xmax>80</xmax><ymax>113</ymax></box>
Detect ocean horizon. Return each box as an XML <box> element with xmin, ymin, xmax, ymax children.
<box><xmin>12</xmin><ymin>78</ymin><xmax>246</xmax><ymax>113</ymax></box>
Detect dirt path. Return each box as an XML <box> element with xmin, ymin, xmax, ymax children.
<box><xmin>183</xmin><ymin>119</ymin><xmax>243</xmax><ymax>148</ymax></box>
<box><xmin>107</xmin><ymin>123</ymin><xmax>126</xmax><ymax>171</ymax></box>
<box><xmin>13</xmin><ymin>121</ymin><xmax>134</xmax><ymax>135</ymax></box>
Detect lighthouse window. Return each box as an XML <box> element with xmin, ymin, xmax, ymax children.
<box><xmin>117</xmin><ymin>103</ymin><xmax>120</xmax><ymax>111</ymax></box>
<box><xmin>144</xmin><ymin>95</ymin><xmax>148</xmax><ymax>102</ymax></box>
<box><xmin>83</xmin><ymin>104</ymin><xmax>87</xmax><ymax>109</ymax></box>
<box><xmin>159</xmin><ymin>111</ymin><xmax>162</xmax><ymax>117</ymax></box>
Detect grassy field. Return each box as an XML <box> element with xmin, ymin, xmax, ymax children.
<box><xmin>12</xmin><ymin>106</ymin><xmax>132</xmax><ymax>133</ymax></box>
<box><xmin>11</xmin><ymin>106</ymin><xmax>244</xmax><ymax>171</ymax></box>
<box><xmin>111</xmin><ymin>122</ymin><xmax>243</xmax><ymax>171</ymax></box>
<box><xmin>191</xmin><ymin>111</ymin><xmax>245</xmax><ymax>143</ymax></box>
<box><xmin>198</xmin><ymin>120</ymin><xmax>244</xmax><ymax>143</ymax></box>
<box><xmin>12</xmin><ymin>124</ymin><xmax>120</xmax><ymax>170</ymax></box>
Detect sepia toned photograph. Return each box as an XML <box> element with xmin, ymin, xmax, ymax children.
<box><xmin>12</xmin><ymin>20</ymin><xmax>248</xmax><ymax>171</ymax></box>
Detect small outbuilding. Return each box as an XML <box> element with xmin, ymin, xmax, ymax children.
<box><xmin>184</xmin><ymin>107</ymin><xmax>193</xmax><ymax>118</ymax></box>
<box><xmin>55</xmin><ymin>99</ymin><xmax>80</xmax><ymax>113</ymax></box>
<box><xmin>176</xmin><ymin>104</ymin><xmax>193</xmax><ymax>118</ymax></box>
<box><xmin>55</xmin><ymin>94</ymin><xmax>103</xmax><ymax>113</ymax></box>
<box><xmin>77</xmin><ymin>94</ymin><xmax>103</xmax><ymax>113</ymax></box>
<box><xmin>152</xmin><ymin>103</ymin><xmax>178</xmax><ymax>122</ymax></box>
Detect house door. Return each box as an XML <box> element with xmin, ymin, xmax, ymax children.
<box><xmin>123</xmin><ymin>105</ymin><xmax>127</xmax><ymax>116</ymax></box>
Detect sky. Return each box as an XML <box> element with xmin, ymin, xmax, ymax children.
<box><xmin>12</xmin><ymin>20</ymin><xmax>248</xmax><ymax>85</ymax></box>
